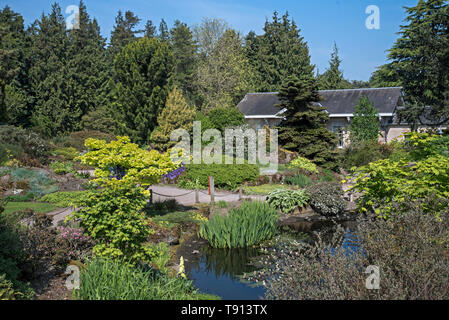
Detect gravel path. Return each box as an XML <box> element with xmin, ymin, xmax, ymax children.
<box><xmin>150</xmin><ymin>185</ymin><xmax>266</xmax><ymax>205</ymax></box>
<box><xmin>47</xmin><ymin>207</ymin><xmax>78</xmax><ymax>227</ymax></box>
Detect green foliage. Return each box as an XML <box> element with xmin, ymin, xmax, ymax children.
<box><xmin>0</xmin><ymin>273</ymin><xmax>18</xmax><ymax>300</ymax></box>
<box><xmin>277</xmin><ymin>75</ymin><xmax>339</xmax><ymax>171</ymax></box>
<box><xmin>348</xmin><ymin>96</ymin><xmax>381</xmax><ymax>143</ymax></box>
<box><xmin>306</xmin><ymin>182</ymin><xmax>346</xmax><ymax>216</ymax></box>
<box><xmin>266</xmin><ymin>189</ymin><xmax>309</xmax><ymax>214</ymax></box>
<box><xmin>52</xmin><ymin>147</ymin><xmax>79</xmax><ymax>161</ymax></box>
<box><xmin>350</xmin><ymin>155</ymin><xmax>449</xmax><ymax>219</ymax></box>
<box><xmin>350</xmin><ymin>131</ymin><xmax>449</xmax><ymax>219</ymax></box>
<box><xmin>179</xmin><ymin>161</ymin><xmax>259</xmax><ymax>190</ymax></box>
<box><xmin>2</xmin><ymin>202</ymin><xmax>58</xmax><ymax>216</ymax></box>
<box><xmin>112</xmin><ymin>37</ymin><xmax>174</xmax><ymax>144</ymax></box>
<box><xmin>343</xmin><ymin>140</ymin><xmax>392</xmax><ymax>169</ymax></box>
<box><xmin>170</xmin><ymin>20</ymin><xmax>198</xmax><ymax>102</ymax></box>
<box><xmin>40</xmin><ymin>191</ymin><xmax>91</xmax><ymax>208</ymax></box>
<box><xmin>147</xmin><ymin>242</ymin><xmax>171</xmax><ymax>274</ymax></box>
<box><xmin>73</xmin><ymin>257</ymin><xmax>214</xmax><ymax>300</ymax></box>
<box><xmin>150</xmin><ymin>86</ymin><xmax>196</xmax><ymax>151</ymax></box>
<box><xmin>0</xmin><ymin>125</ymin><xmax>51</xmax><ymax>163</ymax></box>
<box><xmin>58</xmin><ymin>130</ymin><xmax>116</xmax><ymax>152</ymax></box>
<box><xmin>285</xmin><ymin>173</ymin><xmax>312</xmax><ymax>187</ymax></box>
<box><xmin>241</xmin><ymin>184</ymin><xmax>290</xmax><ymax>195</ymax></box>
<box><xmin>80</xmin><ymin>107</ymin><xmax>117</xmax><ymax>135</ymax></box>
<box><xmin>69</xmin><ymin>180</ymin><xmax>156</xmax><ymax>264</ymax></box>
<box><xmin>216</xmin><ymin>200</ymin><xmax>228</xmax><ymax>208</ymax></box>
<box><xmin>207</xmin><ymin>107</ymin><xmax>245</xmax><ymax>132</ymax></box>
<box><xmin>196</xmin><ymin>29</ymin><xmax>254</xmax><ymax>111</ymax></box>
<box><xmin>245</xmin><ymin>11</ymin><xmax>315</xmax><ymax>92</ymax></box>
<box><xmin>0</xmin><ymin>208</ymin><xmax>35</xmax><ymax>300</ymax></box>
<box><xmin>78</xmin><ymin>136</ymin><xmax>179</xmax><ymax>186</ymax></box>
<box><xmin>387</xmin><ymin>0</ymin><xmax>449</xmax><ymax>127</ymax></box>
<box><xmin>287</xmin><ymin>156</ymin><xmax>319</xmax><ymax>174</ymax></box>
<box><xmin>49</xmin><ymin>161</ymin><xmax>74</xmax><ymax>175</ymax></box>
<box><xmin>150</xmin><ymin>211</ymin><xmax>207</xmax><ymax>228</ymax></box>
<box><xmin>317</xmin><ymin>42</ymin><xmax>352</xmax><ymax>90</ymax></box>
<box><xmin>199</xmin><ymin>201</ymin><xmax>278</xmax><ymax>248</ymax></box>
<box><xmin>30</xmin><ymin>3</ymin><xmax>109</xmax><ymax>136</ymax></box>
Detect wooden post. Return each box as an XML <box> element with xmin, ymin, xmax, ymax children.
<box><xmin>239</xmin><ymin>186</ymin><xmax>243</xmax><ymax>201</ymax></box>
<box><xmin>209</xmin><ymin>176</ymin><xmax>215</xmax><ymax>204</ymax></box>
<box><xmin>149</xmin><ymin>188</ymin><xmax>153</xmax><ymax>204</ymax></box>
<box><xmin>195</xmin><ymin>188</ymin><xmax>199</xmax><ymax>204</ymax></box>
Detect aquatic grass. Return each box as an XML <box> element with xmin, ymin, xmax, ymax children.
<box><xmin>74</xmin><ymin>258</ymin><xmax>218</xmax><ymax>300</ymax></box>
<box><xmin>198</xmin><ymin>201</ymin><xmax>278</xmax><ymax>249</ymax></box>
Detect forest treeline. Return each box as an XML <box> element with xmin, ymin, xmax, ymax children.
<box><xmin>0</xmin><ymin>0</ymin><xmax>448</xmax><ymax>144</ymax></box>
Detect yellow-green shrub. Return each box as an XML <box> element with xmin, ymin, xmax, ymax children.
<box><xmin>287</xmin><ymin>156</ymin><xmax>319</xmax><ymax>174</ymax></box>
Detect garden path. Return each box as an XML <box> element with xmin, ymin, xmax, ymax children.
<box><xmin>150</xmin><ymin>185</ymin><xmax>266</xmax><ymax>205</ymax></box>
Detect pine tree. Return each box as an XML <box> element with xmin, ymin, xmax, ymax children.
<box><xmin>112</xmin><ymin>37</ymin><xmax>174</xmax><ymax>144</ymax></box>
<box><xmin>277</xmin><ymin>75</ymin><xmax>339</xmax><ymax>170</ymax></box>
<box><xmin>170</xmin><ymin>20</ymin><xmax>197</xmax><ymax>102</ymax></box>
<box><xmin>387</xmin><ymin>0</ymin><xmax>449</xmax><ymax>128</ymax></box>
<box><xmin>150</xmin><ymin>86</ymin><xmax>196</xmax><ymax>151</ymax></box>
<box><xmin>318</xmin><ymin>42</ymin><xmax>351</xmax><ymax>90</ymax></box>
<box><xmin>196</xmin><ymin>29</ymin><xmax>254</xmax><ymax>111</ymax></box>
<box><xmin>109</xmin><ymin>10</ymin><xmax>142</xmax><ymax>58</ymax></box>
<box><xmin>349</xmin><ymin>96</ymin><xmax>381</xmax><ymax>143</ymax></box>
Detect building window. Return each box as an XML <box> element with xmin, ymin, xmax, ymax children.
<box><xmin>332</xmin><ymin>125</ymin><xmax>345</xmax><ymax>148</ymax></box>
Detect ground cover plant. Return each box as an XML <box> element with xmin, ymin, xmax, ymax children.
<box><xmin>241</xmin><ymin>184</ymin><xmax>290</xmax><ymax>195</ymax></box>
<box><xmin>198</xmin><ymin>201</ymin><xmax>278</xmax><ymax>248</ymax></box>
<box><xmin>266</xmin><ymin>189</ymin><xmax>309</xmax><ymax>214</ymax></box>
<box><xmin>40</xmin><ymin>191</ymin><xmax>91</xmax><ymax>208</ymax></box>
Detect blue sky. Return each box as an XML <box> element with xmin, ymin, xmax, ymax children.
<box><xmin>2</xmin><ymin>0</ymin><xmax>418</xmax><ymax>81</ymax></box>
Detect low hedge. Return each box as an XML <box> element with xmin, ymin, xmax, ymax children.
<box><xmin>179</xmin><ymin>162</ymin><xmax>259</xmax><ymax>190</ymax></box>
<box><xmin>306</xmin><ymin>182</ymin><xmax>346</xmax><ymax>216</ymax></box>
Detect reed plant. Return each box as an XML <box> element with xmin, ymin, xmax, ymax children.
<box><xmin>198</xmin><ymin>201</ymin><xmax>278</xmax><ymax>249</ymax></box>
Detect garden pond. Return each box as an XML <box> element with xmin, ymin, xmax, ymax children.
<box><xmin>177</xmin><ymin>217</ymin><xmax>358</xmax><ymax>300</ymax></box>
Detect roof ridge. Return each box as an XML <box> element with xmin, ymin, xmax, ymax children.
<box><xmin>245</xmin><ymin>87</ymin><xmax>403</xmax><ymax>95</ymax></box>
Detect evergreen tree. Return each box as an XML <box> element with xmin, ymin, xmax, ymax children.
<box><xmin>29</xmin><ymin>3</ymin><xmax>71</xmax><ymax>136</ymax></box>
<box><xmin>28</xmin><ymin>2</ymin><xmax>108</xmax><ymax>136</ymax></box>
<box><xmin>170</xmin><ymin>20</ymin><xmax>197</xmax><ymax>102</ymax></box>
<box><xmin>112</xmin><ymin>37</ymin><xmax>174</xmax><ymax>144</ymax></box>
<box><xmin>144</xmin><ymin>20</ymin><xmax>156</xmax><ymax>38</ymax></box>
<box><xmin>66</xmin><ymin>1</ymin><xmax>109</xmax><ymax>126</ymax></box>
<box><xmin>0</xmin><ymin>6</ymin><xmax>27</xmax><ymax>124</ymax></box>
<box><xmin>369</xmin><ymin>63</ymin><xmax>402</xmax><ymax>88</ymax></box>
<box><xmin>387</xmin><ymin>0</ymin><xmax>449</xmax><ymax>128</ymax></box>
<box><xmin>150</xmin><ymin>86</ymin><xmax>196</xmax><ymax>151</ymax></box>
<box><xmin>158</xmin><ymin>19</ymin><xmax>169</xmax><ymax>42</ymax></box>
<box><xmin>246</xmin><ymin>11</ymin><xmax>315</xmax><ymax>92</ymax></box>
<box><xmin>109</xmin><ymin>10</ymin><xmax>142</xmax><ymax>57</ymax></box>
<box><xmin>277</xmin><ymin>75</ymin><xmax>339</xmax><ymax>170</ymax></box>
<box><xmin>318</xmin><ymin>42</ymin><xmax>351</xmax><ymax>90</ymax></box>
<box><xmin>349</xmin><ymin>96</ymin><xmax>381</xmax><ymax>143</ymax></box>
<box><xmin>196</xmin><ymin>29</ymin><xmax>254</xmax><ymax>111</ymax></box>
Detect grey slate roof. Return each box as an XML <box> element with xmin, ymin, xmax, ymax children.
<box><xmin>237</xmin><ymin>87</ymin><xmax>404</xmax><ymax>116</ymax></box>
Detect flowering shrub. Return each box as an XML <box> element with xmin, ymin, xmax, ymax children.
<box><xmin>163</xmin><ymin>163</ymin><xmax>186</xmax><ymax>180</ymax></box>
<box><xmin>287</xmin><ymin>156</ymin><xmax>319</xmax><ymax>174</ymax></box>
<box><xmin>56</xmin><ymin>226</ymin><xmax>94</xmax><ymax>263</ymax></box>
